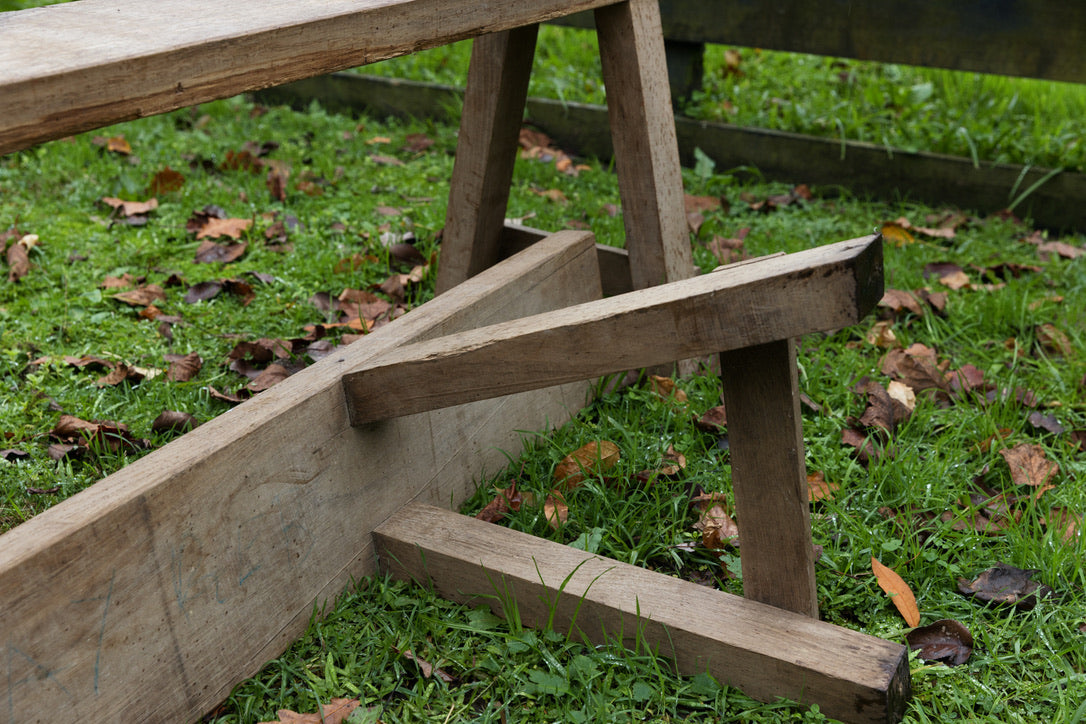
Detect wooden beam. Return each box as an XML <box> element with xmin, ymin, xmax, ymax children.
<box><xmin>0</xmin><ymin>231</ymin><xmax>600</xmax><ymax>723</ymax></box>
<box><xmin>0</xmin><ymin>0</ymin><xmax>620</xmax><ymax>154</ymax></box>
<box><xmin>374</xmin><ymin>503</ymin><xmax>912</xmax><ymax>724</ymax></box>
<box><xmin>595</xmin><ymin>0</ymin><xmax>694</xmax><ymax>289</ymax></box>
<box><xmin>553</xmin><ymin>0</ymin><xmax>1086</xmax><ymax>83</ymax></box>
<box><xmin>719</xmin><ymin>339</ymin><xmax>816</xmax><ymax>617</ymax></box>
<box><xmin>435</xmin><ymin>25</ymin><xmax>539</xmax><ymax>293</ymax></box>
<box><xmin>498</xmin><ymin>223</ymin><xmax>633</xmax><ymax>296</ymax></box>
<box><xmin>344</xmin><ymin>234</ymin><xmax>883</xmax><ymax>425</ymax></box>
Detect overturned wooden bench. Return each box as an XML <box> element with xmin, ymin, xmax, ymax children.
<box><xmin>0</xmin><ymin>1</ymin><xmax>908</xmax><ymax>722</ymax></box>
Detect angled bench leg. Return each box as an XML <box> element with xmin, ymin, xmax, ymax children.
<box><xmin>720</xmin><ymin>339</ymin><xmax>818</xmax><ymax>617</ymax></box>
<box><xmin>436</xmin><ymin>25</ymin><xmax>539</xmax><ymax>294</ymax></box>
<box><xmin>595</xmin><ymin>0</ymin><xmax>694</xmax><ymax>289</ymax></box>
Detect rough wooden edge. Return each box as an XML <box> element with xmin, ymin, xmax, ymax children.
<box><xmin>254</xmin><ymin>74</ymin><xmax>1086</xmax><ymax>231</ymax></box>
<box><xmin>499</xmin><ymin>222</ymin><xmax>632</xmax><ymax>296</ymax></box>
<box><xmin>343</xmin><ymin>234</ymin><xmax>883</xmax><ymax>424</ymax></box>
<box><xmin>0</xmin><ymin>0</ymin><xmax>620</xmax><ymax>154</ymax></box>
<box><xmin>0</xmin><ymin>231</ymin><xmax>600</xmax><ymax>724</ymax></box>
<box><xmin>435</xmin><ymin>25</ymin><xmax>539</xmax><ymax>293</ymax></box>
<box><xmin>374</xmin><ymin>503</ymin><xmax>912</xmax><ymax>724</ymax></box>
<box><xmin>552</xmin><ymin>0</ymin><xmax>1086</xmax><ymax>83</ymax></box>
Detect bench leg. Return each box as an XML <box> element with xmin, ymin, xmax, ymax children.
<box><xmin>595</xmin><ymin>0</ymin><xmax>694</xmax><ymax>290</ymax></box>
<box><xmin>719</xmin><ymin>339</ymin><xmax>819</xmax><ymax>617</ymax></box>
<box><xmin>436</xmin><ymin>25</ymin><xmax>538</xmax><ymax>294</ymax></box>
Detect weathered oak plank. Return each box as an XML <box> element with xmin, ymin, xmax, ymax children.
<box><xmin>719</xmin><ymin>339</ymin><xmax>816</xmax><ymax>616</ymax></box>
<box><xmin>344</xmin><ymin>234</ymin><xmax>883</xmax><ymax>424</ymax></box>
<box><xmin>435</xmin><ymin>25</ymin><xmax>539</xmax><ymax>293</ymax></box>
<box><xmin>375</xmin><ymin>503</ymin><xmax>912</xmax><ymax>724</ymax></box>
<box><xmin>595</xmin><ymin>0</ymin><xmax>694</xmax><ymax>290</ymax></box>
<box><xmin>0</xmin><ymin>0</ymin><xmax>618</xmax><ymax>154</ymax></box>
<box><xmin>0</xmin><ymin>231</ymin><xmax>599</xmax><ymax>724</ymax></box>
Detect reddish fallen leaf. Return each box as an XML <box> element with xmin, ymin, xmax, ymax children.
<box><xmin>476</xmin><ymin>483</ymin><xmax>525</xmax><ymax>523</ymax></box>
<box><xmin>544</xmin><ymin>491</ymin><xmax>568</xmax><ymax>530</ymax></box>
<box><xmin>207</xmin><ymin>386</ymin><xmax>251</xmax><ymax>404</ymax></box>
<box><xmin>999</xmin><ymin>443</ymin><xmax>1059</xmax><ymax>488</ymax></box>
<box><xmin>880</xmin><ymin>221</ymin><xmax>915</xmax><ymax>246</ymax></box>
<box><xmin>691</xmin><ymin>492</ymin><xmax>739</xmax><ymax>549</ymax></box>
<box><xmin>101</xmin><ymin>196</ymin><xmax>159</xmax><ymax>217</ymax></box>
<box><xmin>6</xmin><ymin>234</ymin><xmax>33</xmax><ymax>282</ymax></box>
<box><xmin>807</xmin><ymin>471</ymin><xmax>838</xmax><ymax>502</ymax></box>
<box><xmin>553</xmin><ymin>440</ymin><xmax>621</xmax><ymax>489</ymax></box>
<box><xmin>165</xmin><ymin>352</ymin><xmax>202</xmax><ymax>382</ymax></box>
<box><xmin>856</xmin><ymin>379</ymin><xmax>912</xmax><ymax>434</ymax></box>
<box><xmin>880</xmin><ymin>346</ymin><xmax>947</xmax><ymax>392</ymax></box>
<box><xmin>878</xmin><ymin>289</ymin><xmax>925</xmax><ymax>318</ymax></box>
<box><xmin>195</xmin><ymin>240</ymin><xmax>247</xmax><ymax>264</ymax></box>
<box><xmin>151</xmin><ymin>410</ymin><xmax>198</xmax><ymax>434</ymax></box>
<box><xmin>259</xmin><ymin>697</ymin><xmax>361</xmax><ymax>724</ymax></box>
<box><xmin>906</xmin><ymin>619</ymin><xmax>973</xmax><ymax>666</ymax></box>
<box><xmin>957</xmin><ymin>562</ymin><xmax>1054</xmax><ymax>609</ymax></box>
<box><xmin>92</xmin><ymin>135</ymin><xmax>131</xmax><ymax>154</ymax></box>
<box><xmin>648</xmin><ymin>375</ymin><xmax>688</xmax><ymax>404</ymax></box>
<box><xmin>246</xmin><ymin>363</ymin><xmax>291</xmax><ymax>393</ymax></box>
<box><xmin>400</xmin><ymin>649</ymin><xmax>455</xmax><ymax>684</ymax></box>
<box><xmin>112</xmin><ymin>284</ymin><xmax>167</xmax><ymax>307</ymax></box>
<box><xmin>194</xmin><ymin>216</ymin><xmax>252</xmax><ymax>241</ymax></box>
<box><xmin>695</xmin><ymin>404</ymin><xmax>727</xmax><ymax>431</ymax></box>
<box><xmin>147</xmin><ymin>166</ymin><xmax>185</xmax><ymax>194</ymax></box>
<box><xmin>841</xmin><ymin>426</ymin><xmax>880</xmax><ymax>465</ymax></box>
<box><xmin>636</xmin><ymin>445</ymin><xmax>687</xmax><ymax>483</ymax></box>
<box><xmin>871</xmin><ymin>556</ymin><xmax>920</xmax><ymax>627</ymax></box>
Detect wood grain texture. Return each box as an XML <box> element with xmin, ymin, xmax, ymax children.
<box><xmin>435</xmin><ymin>25</ymin><xmax>539</xmax><ymax>293</ymax></box>
<box><xmin>0</xmin><ymin>0</ymin><xmax>618</xmax><ymax>154</ymax></box>
<box><xmin>554</xmin><ymin>0</ymin><xmax>1086</xmax><ymax>83</ymax></box>
<box><xmin>719</xmin><ymin>338</ymin><xmax>817</xmax><ymax>616</ymax></box>
<box><xmin>595</xmin><ymin>0</ymin><xmax>694</xmax><ymax>289</ymax></box>
<box><xmin>498</xmin><ymin>222</ymin><xmax>633</xmax><ymax>296</ymax></box>
<box><xmin>0</xmin><ymin>231</ymin><xmax>600</xmax><ymax>724</ymax></box>
<box><xmin>375</xmin><ymin>503</ymin><xmax>912</xmax><ymax>724</ymax></box>
<box><xmin>344</xmin><ymin>235</ymin><xmax>883</xmax><ymax>424</ymax></box>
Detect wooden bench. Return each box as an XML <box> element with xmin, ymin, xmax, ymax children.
<box><xmin>0</xmin><ymin>2</ymin><xmax>907</xmax><ymax>722</ymax></box>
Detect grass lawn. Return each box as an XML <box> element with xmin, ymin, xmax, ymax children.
<box><xmin>2</xmin><ymin>9</ymin><xmax>1086</xmax><ymax>724</ymax></box>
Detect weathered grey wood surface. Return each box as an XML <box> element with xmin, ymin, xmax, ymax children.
<box><xmin>554</xmin><ymin>0</ymin><xmax>1086</xmax><ymax>83</ymax></box>
<box><xmin>595</xmin><ymin>0</ymin><xmax>694</xmax><ymax>289</ymax></box>
<box><xmin>343</xmin><ymin>234</ymin><xmax>883</xmax><ymax>424</ymax></box>
<box><xmin>0</xmin><ymin>0</ymin><xmax>619</xmax><ymax>154</ymax></box>
<box><xmin>0</xmin><ymin>232</ymin><xmax>599</xmax><ymax>724</ymax></box>
<box><xmin>375</xmin><ymin>503</ymin><xmax>912</xmax><ymax>724</ymax></box>
<box><xmin>719</xmin><ymin>339</ymin><xmax>816</xmax><ymax>616</ymax></box>
<box><xmin>435</xmin><ymin>26</ymin><xmax>539</xmax><ymax>293</ymax></box>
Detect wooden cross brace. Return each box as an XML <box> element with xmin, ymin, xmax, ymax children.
<box><xmin>346</xmin><ymin>231</ymin><xmax>910</xmax><ymax>723</ymax></box>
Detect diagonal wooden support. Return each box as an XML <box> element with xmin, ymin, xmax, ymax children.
<box><xmin>343</xmin><ymin>234</ymin><xmax>883</xmax><ymax>424</ymax></box>
<box><xmin>374</xmin><ymin>503</ymin><xmax>911</xmax><ymax>724</ymax></box>
<box><xmin>0</xmin><ymin>231</ymin><xmax>600</xmax><ymax>723</ymax></box>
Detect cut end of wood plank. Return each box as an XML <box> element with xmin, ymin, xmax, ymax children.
<box><xmin>375</xmin><ymin>503</ymin><xmax>911</xmax><ymax>724</ymax></box>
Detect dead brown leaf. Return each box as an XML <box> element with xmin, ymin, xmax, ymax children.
<box><xmin>259</xmin><ymin>698</ymin><xmax>362</xmax><ymax>724</ymax></box>
<box><xmin>5</xmin><ymin>234</ymin><xmax>32</xmax><ymax>282</ymax></box>
<box><xmin>544</xmin><ymin>492</ymin><xmax>568</xmax><ymax>530</ymax></box>
<box><xmin>999</xmin><ymin>443</ymin><xmax>1059</xmax><ymax>488</ymax></box>
<box><xmin>101</xmin><ymin>196</ymin><xmax>159</xmax><ymax>217</ymax></box>
<box><xmin>475</xmin><ymin>482</ymin><xmax>531</xmax><ymax>524</ymax></box>
<box><xmin>147</xmin><ymin>166</ymin><xmax>185</xmax><ymax>194</ymax></box>
<box><xmin>112</xmin><ymin>284</ymin><xmax>167</xmax><ymax>307</ymax></box>
<box><xmin>691</xmin><ymin>492</ymin><xmax>739</xmax><ymax>549</ymax></box>
<box><xmin>1043</xmin><ymin>507</ymin><xmax>1081</xmax><ymax>544</ymax></box>
<box><xmin>195</xmin><ymin>240</ymin><xmax>247</xmax><ymax>264</ymax></box>
<box><xmin>648</xmin><ymin>375</ymin><xmax>688</xmax><ymax>405</ymax></box>
<box><xmin>906</xmin><ymin>619</ymin><xmax>973</xmax><ymax>666</ymax></box>
<box><xmin>151</xmin><ymin>410</ymin><xmax>198</xmax><ymax>434</ymax></box>
<box><xmin>193</xmin><ymin>216</ymin><xmax>252</xmax><ymax>240</ymax></box>
<box><xmin>553</xmin><ymin>441</ymin><xmax>620</xmax><ymax>489</ymax></box>
<box><xmin>1036</xmin><ymin>323</ymin><xmax>1073</xmax><ymax>357</ymax></box>
<box><xmin>165</xmin><ymin>352</ymin><xmax>202</xmax><ymax>382</ymax></box>
<box><xmin>871</xmin><ymin>556</ymin><xmax>920</xmax><ymax>627</ymax></box>
<box><xmin>807</xmin><ymin>471</ymin><xmax>839</xmax><ymax>502</ymax></box>
<box><xmin>957</xmin><ymin>562</ymin><xmax>1054</xmax><ymax>609</ymax></box>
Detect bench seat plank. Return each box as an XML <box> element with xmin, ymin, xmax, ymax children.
<box><xmin>0</xmin><ymin>0</ymin><xmax>616</xmax><ymax>154</ymax></box>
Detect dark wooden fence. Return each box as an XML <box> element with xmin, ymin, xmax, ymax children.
<box><xmin>258</xmin><ymin>0</ymin><xmax>1086</xmax><ymax>230</ymax></box>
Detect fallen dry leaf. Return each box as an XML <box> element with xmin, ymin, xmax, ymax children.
<box><xmin>871</xmin><ymin>556</ymin><xmax>920</xmax><ymax>627</ymax></box>
<box><xmin>1042</xmin><ymin>507</ymin><xmax>1081</xmax><ymax>544</ymax></box>
<box><xmin>259</xmin><ymin>697</ymin><xmax>361</xmax><ymax>724</ymax></box>
<box><xmin>475</xmin><ymin>482</ymin><xmax>531</xmax><ymax>524</ymax></box>
<box><xmin>195</xmin><ymin>240</ymin><xmax>247</xmax><ymax>264</ymax></box>
<box><xmin>6</xmin><ymin>234</ymin><xmax>32</xmax><ymax>282</ymax></box>
<box><xmin>112</xmin><ymin>284</ymin><xmax>167</xmax><ymax>307</ymax></box>
<box><xmin>1036</xmin><ymin>323</ymin><xmax>1073</xmax><ymax>357</ymax></box>
<box><xmin>400</xmin><ymin>649</ymin><xmax>455</xmax><ymax>684</ymax></box>
<box><xmin>148</xmin><ymin>166</ymin><xmax>185</xmax><ymax>194</ymax></box>
<box><xmin>101</xmin><ymin>196</ymin><xmax>159</xmax><ymax>217</ymax></box>
<box><xmin>807</xmin><ymin>471</ymin><xmax>839</xmax><ymax>502</ymax></box>
<box><xmin>906</xmin><ymin>619</ymin><xmax>973</xmax><ymax>666</ymax></box>
<box><xmin>151</xmin><ymin>410</ymin><xmax>198</xmax><ymax>434</ymax></box>
<box><xmin>165</xmin><ymin>352</ymin><xmax>202</xmax><ymax>382</ymax></box>
<box><xmin>553</xmin><ymin>440</ymin><xmax>620</xmax><ymax>489</ymax></box>
<box><xmin>544</xmin><ymin>492</ymin><xmax>568</xmax><ymax>530</ymax></box>
<box><xmin>999</xmin><ymin>443</ymin><xmax>1059</xmax><ymax>488</ymax></box>
<box><xmin>648</xmin><ymin>375</ymin><xmax>688</xmax><ymax>405</ymax></box>
<box><xmin>957</xmin><ymin>562</ymin><xmax>1054</xmax><ymax>609</ymax></box>
<box><xmin>691</xmin><ymin>492</ymin><xmax>740</xmax><ymax>549</ymax></box>
<box><xmin>194</xmin><ymin>216</ymin><xmax>252</xmax><ymax>241</ymax></box>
